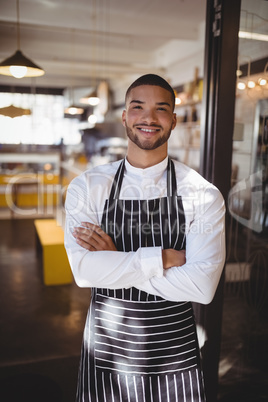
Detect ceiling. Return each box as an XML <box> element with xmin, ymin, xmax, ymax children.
<box><xmin>0</xmin><ymin>0</ymin><xmax>267</xmax><ymax>91</ymax></box>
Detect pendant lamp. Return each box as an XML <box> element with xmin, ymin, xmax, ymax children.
<box><xmin>0</xmin><ymin>104</ymin><xmax>31</xmax><ymax>118</ymax></box>
<box><xmin>65</xmin><ymin>86</ymin><xmax>84</xmax><ymax>116</ymax></box>
<box><xmin>79</xmin><ymin>0</ymin><xmax>100</xmax><ymax>107</ymax></box>
<box><xmin>64</xmin><ymin>31</ymin><xmax>84</xmax><ymax>117</ymax></box>
<box><xmin>79</xmin><ymin>89</ymin><xmax>100</xmax><ymax>106</ymax></box>
<box><xmin>0</xmin><ymin>0</ymin><xmax>44</xmax><ymax>78</ymax></box>
<box><xmin>64</xmin><ymin>105</ymin><xmax>84</xmax><ymax>116</ymax></box>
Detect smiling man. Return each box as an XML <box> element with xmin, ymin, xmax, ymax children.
<box><xmin>123</xmin><ymin>82</ymin><xmax>176</xmax><ymax>156</ymax></box>
<box><xmin>64</xmin><ymin>74</ymin><xmax>226</xmax><ymax>401</ymax></box>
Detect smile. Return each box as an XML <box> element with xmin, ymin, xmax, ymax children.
<box><xmin>137</xmin><ymin>127</ymin><xmax>160</xmax><ymax>133</ymax></box>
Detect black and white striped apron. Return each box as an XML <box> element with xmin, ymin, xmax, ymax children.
<box><xmin>76</xmin><ymin>158</ymin><xmax>206</xmax><ymax>402</ymax></box>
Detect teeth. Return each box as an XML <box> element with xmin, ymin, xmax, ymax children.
<box><xmin>140</xmin><ymin>128</ymin><xmax>155</xmax><ymax>132</ymax></box>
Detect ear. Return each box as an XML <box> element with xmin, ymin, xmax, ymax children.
<box><xmin>172</xmin><ymin>113</ymin><xmax>177</xmax><ymax>130</ymax></box>
<box><xmin>122</xmin><ymin>109</ymin><xmax>126</xmax><ymax>127</ymax></box>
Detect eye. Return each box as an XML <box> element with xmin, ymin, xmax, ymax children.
<box><xmin>133</xmin><ymin>105</ymin><xmax>142</xmax><ymax>109</ymax></box>
<box><xmin>157</xmin><ymin>107</ymin><xmax>167</xmax><ymax>111</ymax></box>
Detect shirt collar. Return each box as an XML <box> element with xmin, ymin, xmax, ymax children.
<box><xmin>124</xmin><ymin>156</ymin><xmax>169</xmax><ymax>177</ymax></box>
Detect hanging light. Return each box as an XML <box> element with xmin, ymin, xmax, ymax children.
<box><xmin>237</xmin><ymin>81</ymin><xmax>246</xmax><ymax>90</ymax></box>
<box><xmin>257</xmin><ymin>62</ymin><xmax>268</xmax><ymax>87</ymax></box>
<box><xmin>80</xmin><ymin>1</ymin><xmax>100</xmax><ymax>107</ymax></box>
<box><xmin>0</xmin><ymin>104</ymin><xmax>31</xmax><ymax>118</ymax></box>
<box><xmin>0</xmin><ymin>50</ymin><xmax>44</xmax><ymax>78</ymax></box>
<box><xmin>0</xmin><ymin>0</ymin><xmax>44</xmax><ymax>78</ymax></box>
<box><xmin>64</xmin><ymin>87</ymin><xmax>84</xmax><ymax>116</ymax></box>
<box><xmin>64</xmin><ymin>31</ymin><xmax>84</xmax><ymax>117</ymax></box>
<box><xmin>247</xmin><ymin>80</ymin><xmax>256</xmax><ymax>89</ymax></box>
<box><xmin>258</xmin><ymin>78</ymin><xmax>267</xmax><ymax>86</ymax></box>
<box><xmin>80</xmin><ymin>90</ymin><xmax>100</xmax><ymax>106</ymax></box>
<box><xmin>238</xmin><ymin>59</ymin><xmax>255</xmax><ymax>90</ymax></box>
<box><xmin>65</xmin><ymin>105</ymin><xmax>84</xmax><ymax>115</ymax></box>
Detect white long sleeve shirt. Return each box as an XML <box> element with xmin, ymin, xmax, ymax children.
<box><xmin>64</xmin><ymin>157</ymin><xmax>226</xmax><ymax>304</ymax></box>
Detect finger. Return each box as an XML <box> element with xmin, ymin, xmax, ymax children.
<box><xmin>81</xmin><ymin>222</ymin><xmax>103</xmax><ymax>233</ymax></box>
<box><xmin>74</xmin><ymin>224</ymin><xmax>117</xmax><ymax>251</ymax></box>
<box><xmin>74</xmin><ymin>227</ymin><xmax>111</xmax><ymax>250</ymax></box>
<box><xmin>81</xmin><ymin>222</ymin><xmax>108</xmax><ymax>238</ymax></box>
<box><xmin>76</xmin><ymin>237</ymin><xmax>97</xmax><ymax>251</ymax></box>
<box><xmin>76</xmin><ymin>234</ymin><xmax>113</xmax><ymax>251</ymax></box>
<box><xmin>74</xmin><ymin>226</ymin><xmax>100</xmax><ymax>242</ymax></box>
<box><xmin>74</xmin><ymin>229</ymin><xmax>102</xmax><ymax>249</ymax></box>
<box><xmin>79</xmin><ymin>224</ymin><xmax>114</xmax><ymax>247</ymax></box>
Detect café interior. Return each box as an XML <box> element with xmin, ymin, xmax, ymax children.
<box><xmin>0</xmin><ymin>0</ymin><xmax>267</xmax><ymax>401</ymax></box>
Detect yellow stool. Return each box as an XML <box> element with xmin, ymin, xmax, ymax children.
<box><xmin>34</xmin><ymin>219</ymin><xmax>73</xmax><ymax>285</ymax></box>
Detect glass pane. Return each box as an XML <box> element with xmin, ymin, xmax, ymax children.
<box><xmin>218</xmin><ymin>1</ymin><xmax>268</xmax><ymax>400</ymax></box>
<box><xmin>0</xmin><ymin>93</ymin><xmax>81</xmax><ymax>145</ymax></box>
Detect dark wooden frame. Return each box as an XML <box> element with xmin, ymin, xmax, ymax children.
<box><xmin>195</xmin><ymin>0</ymin><xmax>241</xmax><ymax>400</ymax></box>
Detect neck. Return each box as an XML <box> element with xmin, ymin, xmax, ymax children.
<box><xmin>126</xmin><ymin>144</ymin><xmax>168</xmax><ymax>169</ymax></box>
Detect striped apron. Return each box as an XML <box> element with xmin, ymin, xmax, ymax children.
<box><xmin>76</xmin><ymin>158</ymin><xmax>206</xmax><ymax>402</ymax></box>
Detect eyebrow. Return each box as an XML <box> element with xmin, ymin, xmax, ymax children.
<box><xmin>157</xmin><ymin>102</ymin><xmax>172</xmax><ymax>107</ymax></box>
<box><xmin>130</xmin><ymin>100</ymin><xmax>172</xmax><ymax>107</ymax></box>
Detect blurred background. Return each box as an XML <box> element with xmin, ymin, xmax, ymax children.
<box><xmin>0</xmin><ymin>0</ymin><xmax>267</xmax><ymax>401</ymax></box>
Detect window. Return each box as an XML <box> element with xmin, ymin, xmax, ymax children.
<box><xmin>0</xmin><ymin>92</ymin><xmax>81</xmax><ymax>145</ymax></box>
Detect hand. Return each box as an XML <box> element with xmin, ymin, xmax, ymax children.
<box><xmin>73</xmin><ymin>222</ymin><xmax>117</xmax><ymax>252</ymax></box>
<box><xmin>162</xmin><ymin>249</ymin><xmax>186</xmax><ymax>270</ymax></box>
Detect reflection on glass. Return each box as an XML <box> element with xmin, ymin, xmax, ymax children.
<box><xmin>219</xmin><ymin>1</ymin><xmax>268</xmax><ymax>398</ymax></box>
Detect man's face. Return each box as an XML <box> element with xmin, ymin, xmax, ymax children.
<box><xmin>122</xmin><ymin>85</ymin><xmax>176</xmax><ymax>151</ymax></box>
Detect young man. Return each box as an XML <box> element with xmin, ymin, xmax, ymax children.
<box><xmin>64</xmin><ymin>74</ymin><xmax>226</xmax><ymax>401</ymax></box>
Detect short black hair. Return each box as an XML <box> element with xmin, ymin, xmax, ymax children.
<box><xmin>125</xmin><ymin>74</ymin><xmax>175</xmax><ymax>110</ymax></box>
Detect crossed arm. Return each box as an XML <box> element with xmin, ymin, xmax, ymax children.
<box><xmin>64</xmin><ymin>173</ymin><xmax>226</xmax><ymax>304</ymax></box>
<box><xmin>72</xmin><ymin>222</ymin><xmax>186</xmax><ymax>269</ymax></box>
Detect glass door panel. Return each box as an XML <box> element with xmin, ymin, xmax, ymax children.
<box><xmin>218</xmin><ymin>1</ymin><xmax>268</xmax><ymax>400</ymax></box>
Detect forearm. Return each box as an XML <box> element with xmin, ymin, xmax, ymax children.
<box><xmin>65</xmin><ymin>231</ymin><xmax>163</xmax><ymax>288</ymax></box>
<box><xmin>135</xmin><ymin>203</ymin><xmax>226</xmax><ymax>304</ymax></box>
<box><xmin>134</xmin><ymin>257</ymin><xmax>225</xmax><ymax>304</ymax></box>
<box><xmin>65</xmin><ymin>207</ymin><xmax>163</xmax><ymax>288</ymax></box>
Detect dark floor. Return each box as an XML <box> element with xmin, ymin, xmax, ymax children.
<box><xmin>0</xmin><ymin>219</ymin><xmax>90</xmax><ymax>402</ymax></box>
<box><xmin>0</xmin><ymin>218</ymin><xmax>267</xmax><ymax>401</ymax></box>
<box><xmin>218</xmin><ymin>225</ymin><xmax>268</xmax><ymax>401</ymax></box>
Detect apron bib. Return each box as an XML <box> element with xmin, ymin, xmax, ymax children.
<box><xmin>76</xmin><ymin>158</ymin><xmax>206</xmax><ymax>402</ymax></box>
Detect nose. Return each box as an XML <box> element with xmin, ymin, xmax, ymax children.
<box><xmin>141</xmin><ymin>108</ymin><xmax>157</xmax><ymax>124</ymax></box>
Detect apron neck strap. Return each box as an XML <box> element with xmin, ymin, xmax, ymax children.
<box><xmin>167</xmin><ymin>157</ymin><xmax>177</xmax><ymax>198</ymax></box>
<box><xmin>109</xmin><ymin>157</ymin><xmax>177</xmax><ymax>202</ymax></box>
<box><xmin>108</xmin><ymin>159</ymin><xmax>125</xmax><ymax>202</ymax></box>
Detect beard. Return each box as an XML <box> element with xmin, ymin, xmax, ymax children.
<box><xmin>125</xmin><ymin>123</ymin><xmax>173</xmax><ymax>151</ymax></box>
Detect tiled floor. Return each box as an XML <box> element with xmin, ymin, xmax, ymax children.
<box><xmin>0</xmin><ymin>217</ymin><xmax>267</xmax><ymax>401</ymax></box>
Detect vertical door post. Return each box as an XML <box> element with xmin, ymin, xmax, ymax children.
<box><xmin>196</xmin><ymin>0</ymin><xmax>241</xmax><ymax>400</ymax></box>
